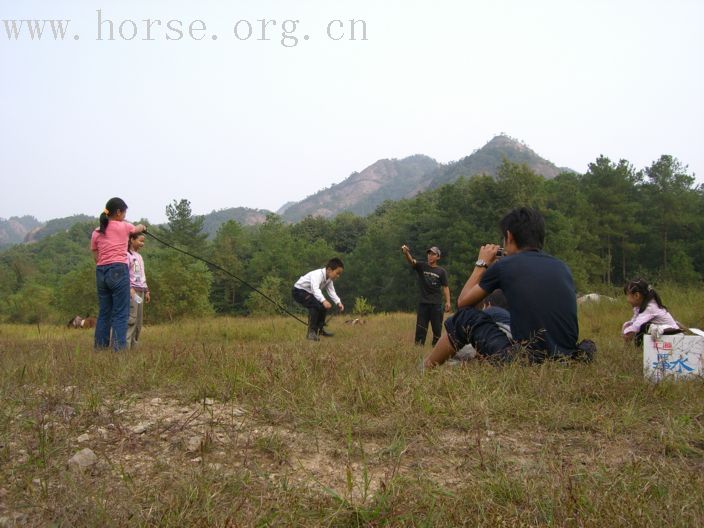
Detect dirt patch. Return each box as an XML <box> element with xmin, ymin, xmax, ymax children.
<box><xmin>0</xmin><ymin>390</ymin><xmax>649</xmax><ymax>524</ymax></box>
<box><xmin>70</xmin><ymin>395</ymin><xmax>640</xmax><ymax>495</ymax></box>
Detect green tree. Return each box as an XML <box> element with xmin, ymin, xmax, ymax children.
<box><xmin>147</xmin><ymin>252</ymin><xmax>213</xmax><ymax>322</ymax></box>
<box><xmin>542</xmin><ymin>210</ymin><xmax>588</xmax><ymax>291</ymax></box>
<box><xmin>0</xmin><ymin>256</ymin><xmax>20</xmax><ymax>300</ymax></box>
<box><xmin>5</xmin><ymin>284</ymin><xmax>57</xmax><ymax>324</ymax></box>
<box><xmin>1</xmin><ymin>246</ymin><xmax>38</xmax><ymax>290</ymax></box>
<box><xmin>247</xmin><ymin>214</ymin><xmax>299</xmax><ymax>284</ymax></box>
<box><xmin>544</xmin><ymin>172</ymin><xmax>600</xmax><ymax>288</ymax></box>
<box><xmin>495</xmin><ymin>159</ymin><xmax>546</xmax><ymax>210</ymax></box>
<box><xmin>244</xmin><ymin>275</ymin><xmax>286</xmax><ymax>316</ymax></box>
<box><xmin>248</xmin><ymin>214</ymin><xmax>333</xmax><ymax>296</ymax></box>
<box><xmin>329</xmin><ymin>212</ymin><xmax>368</xmax><ymax>253</ymax></box>
<box><xmin>346</xmin><ymin>197</ymin><xmax>431</xmax><ymax>311</ymax></box>
<box><xmin>56</xmin><ymin>261</ymin><xmax>98</xmax><ymax>318</ymax></box>
<box><xmin>162</xmin><ymin>199</ymin><xmax>208</xmax><ymax>253</ymax></box>
<box><xmin>210</xmin><ymin>220</ymin><xmax>248</xmax><ymax>313</ymax></box>
<box><xmin>66</xmin><ymin>221</ymin><xmax>96</xmax><ymax>245</ymax></box>
<box><xmin>582</xmin><ymin>156</ymin><xmax>642</xmax><ymax>284</ymax></box>
<box><xmin>642</xmin><ymin>155</ymin><xmax>698</xmax><ymax>275</ymax></box>
<box><xmin>290</xmin><ymin>216</ymin><xmax>332</xmax><ymax>247</ymax></box>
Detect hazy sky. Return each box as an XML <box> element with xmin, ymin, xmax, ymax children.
<box><xmin>1</xmin><ymin>0</ymin><xmax>703</xmax><ymax>224</ymax></box>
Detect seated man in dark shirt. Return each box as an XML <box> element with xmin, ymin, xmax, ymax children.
<box><xmin>424</xmin><ymin>207</ymin><xmax>595</xmax><ymax>369</ymax></box>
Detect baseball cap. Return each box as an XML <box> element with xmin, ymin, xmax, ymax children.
<box><xmin>427</xmin><ymin>246</ymin><xmax>441</xmax><ymax>257</ymax></box>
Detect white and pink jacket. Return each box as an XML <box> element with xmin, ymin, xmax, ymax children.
<box><xmin>129</xmin><ymin>251</ymin><xmax>148</xmax><ymax>292</ymax></box>
<box><xmin>622</xmin><ymin>301</ymin><xmax>678</xmax><ymax>335</ymax></box>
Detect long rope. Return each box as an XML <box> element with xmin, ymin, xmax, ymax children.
<box><xmin>143</xmin><ymin>230</ymin><xmax>308</xmax><ymax>326</ymax></box>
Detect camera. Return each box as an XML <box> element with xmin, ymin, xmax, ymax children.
<box><xmin>496</xmin><ymin>247</ymin><xmax>504</xmax><ymax>257</ymax></box>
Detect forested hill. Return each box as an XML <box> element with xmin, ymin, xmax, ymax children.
<box><xmin>0</xmin><ymin>208</ymin><xmax>270</xmax><ymax>250</ymax></box>
<box><xmin>0</xmin><ymin>153</ymin><xmax>700</xmax><ymax>324</ymax></box>
<box><xmin>0</xmin><ymin>215</ymin><xmax>94</xmax><ymax>249</ymax></box>
<box><xmin>0</xmin><ymin>215</ymin><xmax>109</xmax><ymax>248</ymax></box>
<box><xmin>280</xmin><ymin>154</ymin><xmax>440</xmax><ymax>223</ymax></box>
<box><xmin>427</xmin><ymin>134</ymin><xmax>567</xmax><ymax>189</ymax></box>
<box><xmin>24</xmin><ymin>215</ymin><xmax>95</xmax><ymax>244</ymax></box>
<box><xmin>280</xmin><ymin>135</ymin><xmax>568</xmax><ymax>223</ymax></box>
<box><xmin>2</xmin><ymin>135</ymin><xmax>569</xmax><ymax>247</ymax></box>
<box><xmin>0</xmin><ymin>216</ymin><xmax>41</xmax><ymax>248</ymax></box>
<box><xmin>200</xmin><ymin>207</ymin><xmax>271</xmax><ymax>236</ymax></box>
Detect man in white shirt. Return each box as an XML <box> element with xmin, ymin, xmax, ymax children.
<box><xmin>292</xmin><ymin>258</ymin><xmax>345</xmax><ymax>341</ymax></box>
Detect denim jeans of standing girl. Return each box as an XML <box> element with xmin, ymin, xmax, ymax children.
<box><xmin>95</xmin><ymin>263</ymin><xmax>130</xmax><ymax>350</ymax></box>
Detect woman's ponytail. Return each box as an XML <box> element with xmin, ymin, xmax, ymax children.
<box><xmin>98</xmin><ymin>197</ymin><xmax>128</xmax><ymax>234</ymax></box>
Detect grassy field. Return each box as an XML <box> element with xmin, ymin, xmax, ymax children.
<box><xmin>1</xmin><ymin>295</ymin><xmax>703</xmax><ymax>527</ymax></box>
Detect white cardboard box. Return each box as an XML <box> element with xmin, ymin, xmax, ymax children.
<box><xmin>643</xmin><ymin>334</ymin><xmax>704</xmax><ymax>382</ymax></box>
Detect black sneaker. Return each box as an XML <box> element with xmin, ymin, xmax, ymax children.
<box><xmin>307</xmin><ymin>330</ymin><xmax>320</xmax><ymax>341</ymax></box>
<box><xmin>318</xmin><ymin>328</ymin><xmax>334</xmax><ymax>337</ymax></box>
<box><xmin>574</xmin><ymin>339</ymin><xmax>597</xmax><ymax>363</ymax></box>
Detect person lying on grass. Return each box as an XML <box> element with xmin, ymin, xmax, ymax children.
<box><xmin>424</xmin><ymin>207</ymin><xmax>595</xmax><ymax>369</ymax></box>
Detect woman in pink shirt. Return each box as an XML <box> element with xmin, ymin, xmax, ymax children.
<box><xmin>622</xmin><ymin>278</ymin><xmax>680</xmax><ymax>346</ymax></box>
<box><xmin>90</xmin><ymin>197</ymin><xmax>146</xmax><ymax>351</ymax></box>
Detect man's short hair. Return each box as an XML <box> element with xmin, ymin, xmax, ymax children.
<box><xmin>326</xmin><ymin>257</ymin><xmax>344</xmax><ymax>270</ymax></box>
<box><xmin>499</xmin><ymin>207</ymin><xmax>545</xmax><ymax>250</ymax></box>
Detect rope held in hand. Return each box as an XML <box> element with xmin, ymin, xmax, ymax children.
<box><xmin>143</xmin><ymin>230</ymin><xmax>307</xmax><ymax>326</ymax></box>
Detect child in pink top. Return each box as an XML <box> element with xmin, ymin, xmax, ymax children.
<box><xmin>622</xmin><ymin>278</ymin><xmax>680</xmax><ymax>346</ymax></box>
<box><xmin>127</xmin><ymin>231</ymin><xmax>149</xmax><ymax>348</ymax></box>
<box><xmin>91</xmin><ymin>197</ymin><xmax>146</xmax><ymax>351</ymax></box>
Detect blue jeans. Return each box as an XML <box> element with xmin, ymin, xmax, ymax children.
<box><xmin>444</xmin><ymin>307</ymin><xmax>516</xmax><ymax>362</ymax></box>
<box><xmin>95</xmin><ymin>263</ymin><xmax>130</xmax><ymax>351</ymax></box>
<box><xmin>444</xmin><ymin>307</ymin><xmax>587</xmax><ymax>364</ymax></box>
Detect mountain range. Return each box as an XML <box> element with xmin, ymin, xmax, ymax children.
<box><xmin>0</xmin><ymin>215</ymin><xmax>93</xmax><ymax>249</ymax></box>
<box><xmin>279</xmin><ymin>134</ymin><xmax>568</xmax><ymax>223</ymax></box>
<box><xmin>0</xmin><ymin>135</ymin><xmax>571</xmax><ymax>248</ymax></box>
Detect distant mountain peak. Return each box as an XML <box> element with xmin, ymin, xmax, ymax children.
<box><xmin>426</xmin><ymin>134</ymin><xmax>564</xmax><ymax>188</ymax></box>
<box><xmin>483</xmin><ymin>134</ymin><xmax>531</xmax><ymax>151</ymax></box>
<box><xmin>280</xmin><ymin>154</ymin><xmax>440</xmax><ymax>222</ymax></box>
<box><xmin>280</xmin><ymin>135</ymin><xmax>569</xmax><ymax>222</ymax></box>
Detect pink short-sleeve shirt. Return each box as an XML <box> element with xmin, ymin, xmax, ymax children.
<box><xmin>91</xmin><ymin>220</ymin><xmax>136</xmax><ymax>266</ymax></box>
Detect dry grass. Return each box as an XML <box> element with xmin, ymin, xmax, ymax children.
<box><xmin>0</xmin><ymin>300</ymin><xmax>703</xmax><ymax>527</ymax></box>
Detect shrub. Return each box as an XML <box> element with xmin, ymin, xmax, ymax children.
<box><xmin>353</xmin><ymin>296</ymin><xmax>375</xmax><ymax>317</ymax></box>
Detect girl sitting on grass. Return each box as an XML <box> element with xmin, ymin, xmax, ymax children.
<box><xmin>622</xmin><ymin>278</ymin><xmax>680</xmax><ymax>346</ymax></box>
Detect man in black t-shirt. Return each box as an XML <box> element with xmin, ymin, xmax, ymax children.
<box><xmin>401</xmin><ymin>244</ymin><xmax>451</xmax><ymax>345</ymax></box>
<box><xmin>423</xmin><ymin>207</ymin><xmax>595</xmax><ymax>368</ymax></box>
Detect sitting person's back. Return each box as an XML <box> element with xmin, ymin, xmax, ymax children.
<box><xmin>483</xmin><ymin>250</ymin><xmax>578</xmax><ymax>358</ymax></box>
<box><xmin>424</xmin><ymin>207</ymin><xmax>591</xmax><ymax>369</ymax></box>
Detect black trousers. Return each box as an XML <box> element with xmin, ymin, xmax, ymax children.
<box><xmin>292</xmin><ymin>288</ymin><xmax>327</xmax><ymax>331</ymax></box>
<box><xmin>635</xmin><ymin>323</ymin><xmax>682</xmax><ymax>347</ymax></box>
<box><xmin>415</xmin><ymin>303</ymin><xmax>444</xmax><ymax>345</ymax></box>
